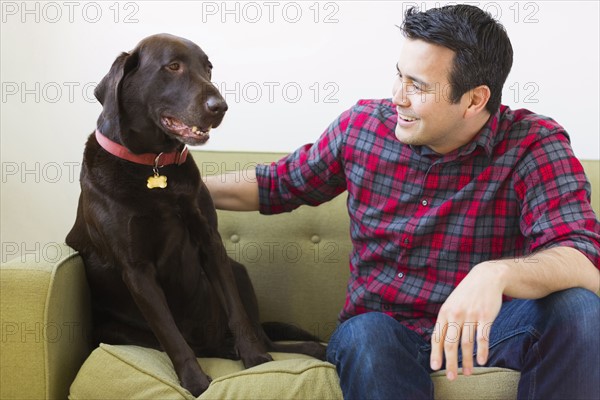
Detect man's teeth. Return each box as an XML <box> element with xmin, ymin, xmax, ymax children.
<box><xmin>399</xmin><ymin>114</ymin><xmax>417</xmax><ymax>122</ymax></box>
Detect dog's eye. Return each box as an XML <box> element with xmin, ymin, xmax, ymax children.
<box><xmin>167</xmin><ymin>62</ymin><xmax>181</xmax><ymax>71</ymax></box>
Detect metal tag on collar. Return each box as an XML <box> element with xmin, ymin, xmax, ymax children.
<box><xmin>147</xmin><ymin>152</ymin><xmax>167</xmax><ymax>189</ymax></box>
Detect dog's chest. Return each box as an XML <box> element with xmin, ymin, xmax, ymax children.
<box><xmin>150</xmin><ymin>198</ymin><xmax>213</xmax><ymax>255</ymax></box>
<box><xmin>149</xmin><ymin>205</ymin><xmax>219</xmax><ymax>298</ymax></box>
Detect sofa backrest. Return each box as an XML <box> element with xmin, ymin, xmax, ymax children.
<box><xmin>581</xmin><ymin>160</ymin><xmax>600</xmax><ymax>213</ymax></box>
<box><xmin>195</xmin><ymin>151</ymin><xmax>350</xmax><ymax>342</ymax></box>
<box><xmin>195</xmin><ymin>151</ymin><xmax>600</xmax><ymax>342</ymax></box>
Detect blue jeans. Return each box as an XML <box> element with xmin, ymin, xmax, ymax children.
<box><xmin>326</xmin><ymin>288</ymin><xmax>600</xmax><ymax>400</ymax></box>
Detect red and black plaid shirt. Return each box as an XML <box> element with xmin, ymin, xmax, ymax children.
<box><xmin>256</xmin><ymin>99</ymin><xmax>600</xmax><ymax>339</ymax></box>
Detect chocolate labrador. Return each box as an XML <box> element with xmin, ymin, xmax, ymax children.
<box><xmin>66</xmin><ymin>33</ymin><xmax>325</xmax><ymax>396</ymax></box>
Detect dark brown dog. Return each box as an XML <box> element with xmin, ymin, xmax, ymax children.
<box><xmin>66</xmin><ymin>33</ymin><xmax>325</xmax><ymax>396</ymax></box>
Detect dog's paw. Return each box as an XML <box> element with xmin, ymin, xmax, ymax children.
<box><xmin>305</xmin><ymin>342</ymin><xmax>327</xmax><ymax>361</ymax></box>
<box><xmin>178</xmin><ymin>360</ymin><xmax>212</xmax><ymax>397</ymax></box>
<box><xmin>241</xmin><ymin>350</ymin><xmax>273</xmax><ymax>368</ymax></box>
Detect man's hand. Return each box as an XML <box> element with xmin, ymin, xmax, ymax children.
<box><xmin>429</xmin><ymin>247</ymin><xmax>599</xmax><ymax>381</ymax></box>
<box><xmin>430</xmin><ymin>262</ymin><xmax>506</xmax><ymax>380</ymax></box>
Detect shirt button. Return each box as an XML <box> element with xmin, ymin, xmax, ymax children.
<box><xmin>310</xmin><ymin>235</ymin><xmax>321</xmax><ymax>244</ymax></box>
<box><xmin>397</xmin><ymin>272</ymin><xmax>405</xmax><ymax>279</ymax></box>
<box><xmin>421</xmin><ymin>200</ymin><xmax>428</xmax><ymax>206</ymax></box>
<box><xmin>230</xmin><ymin>234</ymin><xmax>240</xmax><ymax>243</ymax></box>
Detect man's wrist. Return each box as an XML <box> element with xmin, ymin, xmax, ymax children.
<box><xmin>473</xmin><ymin>260</ymin><xmax>511</xmax><ymax>295</ymax></box>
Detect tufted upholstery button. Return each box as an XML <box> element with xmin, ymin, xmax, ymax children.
<box><xmin>230</xmin><ymin>234</ymin><xmax>240</xmax><ymax>243</ymax></box>
<box><xmin>310</xmin><ymin>235</ymin><xmax>321</xmax><ymax>244</ymax></box>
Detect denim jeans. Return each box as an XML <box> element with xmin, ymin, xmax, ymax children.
<box><xmin>326</xmin><ymin>288</ymin><xmax>600</xmax><ymax>400</ymax></box>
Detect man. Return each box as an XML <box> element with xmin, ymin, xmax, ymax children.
<box><xmin>206</xmin><ymin>5</ymin><xmax>600</xmax><ymax>399</ymax></box>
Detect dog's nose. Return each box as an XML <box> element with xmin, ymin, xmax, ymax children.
<box><xmin>206</xmin><ymin>96</ymin><xmax>228</xmax><ymax>115</ymax></box>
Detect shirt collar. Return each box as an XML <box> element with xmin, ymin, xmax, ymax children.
<box><xmin>457</xmin><ymin>106</ymin><xmax>504</xmax><ymax>158</ymax></box>
<box><xmin>411</xmin><ymin>106</ymin><xmax>504</xmax><ymax>160</ymax></box>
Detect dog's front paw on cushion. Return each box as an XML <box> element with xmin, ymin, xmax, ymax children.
<box><xmin>69</xmin><ymin>344</ymin><xmax>342</xmax><ymax>400</ymax></box>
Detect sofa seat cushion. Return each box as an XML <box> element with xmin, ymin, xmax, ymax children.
<box><xmin>431</xmin><ymin>368</ymin><xmax>519</xmax><ymax>399</ymax></box>
<box><xmin>68</xmin><ymin>343</ymin><xmax>343</xmax><ymax>399</ymax></box>
<box><xmin>69</xmin><ymin>343</ymin><xmax>520</xmax><ymax>400</ymax></box>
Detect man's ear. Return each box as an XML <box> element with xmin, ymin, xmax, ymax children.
<box><xmin>464</xmin><ymin>85</ymin><xmax>491</xmax><ymax>118</ymax></box>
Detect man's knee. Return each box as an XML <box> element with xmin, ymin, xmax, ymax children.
<box><xmin>326</xmin><ymin>312</ymin><xmax>434</xmax><ymax>399</ymax></box>
<box><xmin>326</xmin><ymin>312</ymin><xmax>399</xmax><ymax>362</ymax></box>
<box><xmin>547</xmin><ymin>288</ymin><xmax>599</xmax><ymax>319</ymax></box>
<box><xmin>543</xmin><ymin>288</ymin><xmax>599</xmax><ymax>343</ymax></box>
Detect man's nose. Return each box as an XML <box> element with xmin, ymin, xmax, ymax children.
<box><xmin>392</xmin><ymin>79</ymin><xmax>411</xmax><ymax>107</ymax></box>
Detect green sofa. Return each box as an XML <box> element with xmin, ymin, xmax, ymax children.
<box><xmin>1</xmin><ymin>150</ymin><xmax>598</xmax><ymax>399</ymax></box>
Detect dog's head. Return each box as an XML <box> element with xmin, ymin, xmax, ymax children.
<box><xmin>95</xmin><ymin>33</ymin><xmax>228</xmax><ymax>153</ymax></box>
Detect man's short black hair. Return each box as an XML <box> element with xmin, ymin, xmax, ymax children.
<box><xmin>400</xmin><ymin>5</ymin><xmax>513</xmax><ymax>114</ymax></box>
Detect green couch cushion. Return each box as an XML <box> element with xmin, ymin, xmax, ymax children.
<box><xmin>69</xmin><ymin>344</ymin><xmax>342</xmax><ymax>400</ymax></box>
<box><xmin>431</xmin><ymin>369</ymin><xmax>519</xmax><ymax>399</ymax></box>
<box><xmin>69</xmin><ymin>343</ymin><xmax>520</xmax><ymax>399</ymax></box>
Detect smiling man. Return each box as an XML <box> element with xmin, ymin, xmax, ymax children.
<box><xmin>206</xmin><ymin>5</ymin><xmax>600</xmax><ymax>399</ymax></box>
<box><xmin>393</xmin><ymin>40</ymin><xmax>492</xmax><ymax>155</ymax></box>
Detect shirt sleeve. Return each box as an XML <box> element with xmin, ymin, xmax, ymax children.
<box><xmin>255</xmin><ymin>108</ymin><xmax>352</xmax><ymax>215</ymax></box>
<box><xmin>514</xmin><ymin>126</ymin><xmax>600</xmax><ymax>268</ymax></box>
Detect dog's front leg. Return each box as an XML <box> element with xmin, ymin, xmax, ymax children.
<box><xmin>209</xmin><ymin>242</ymin><xmax>273</xmax><ymax>368</ymax></box>
<box><xmin>190</xmin><ymin>203</ymin><xmax>272</xmax><ymax>368</ymax></box>
<box><xmin>123</xmin><ymin>217</ymin><xmax>210</xmax><ymax>396</ymax></box>
<box><xmin>121</xmin><ymin>265</ymin><xmax>211</xmax><ymax>396</ymax></box>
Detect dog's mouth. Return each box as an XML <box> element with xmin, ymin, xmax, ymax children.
<box><xmin>161</xmin><ymin>116</ymin><xmax>211</xmax><ymax>145</ymax></box>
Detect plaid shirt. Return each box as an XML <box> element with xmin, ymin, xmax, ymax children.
<box><xmin>256</xmin><ymin>99</ymin><xmax>600</xmax><ymax>339</ymax></box>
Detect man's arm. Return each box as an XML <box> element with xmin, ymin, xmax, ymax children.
<box><xmin>496</xmin><ymin>246</ymin><xmax>599</xmax><ymax>297</ymax></box>
<box><xmin>430</xmin><ymin>246</ymin><xmax>599</xmax><ymax>380</ymax></box>
<box><xmin>204</xmin><ymin>169</ymin><xmax>259</xmax><ymax>211</ymax></box>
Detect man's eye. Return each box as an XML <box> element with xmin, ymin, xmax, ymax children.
<box><xmin>408</xmin><ymin>80</ymin><xmax>427</xmax><ymax>93</ymax></box>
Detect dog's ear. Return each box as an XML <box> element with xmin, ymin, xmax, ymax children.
<box><xmin>94</xmin><ymin>50</ymin><xmax>140</xmax><ymax>122</ymax></box>
<box><xmin>94</xmin><ymin>52</ymin><xmax>129</xmax><ymax>106</ymax></box>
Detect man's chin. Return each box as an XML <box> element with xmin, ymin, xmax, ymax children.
<box><xmin>394</xmin><ymin>125</ymin><xmax>414</xmax><ymax>145</ymax></box>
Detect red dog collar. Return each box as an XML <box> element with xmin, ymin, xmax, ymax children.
<box><xmin>95</xmin><ymin>129</ymin><xmax>188</xmax><ymax>167</ymax></box>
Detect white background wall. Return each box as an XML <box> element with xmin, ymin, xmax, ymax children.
<box><xmin>1</xmin><ymin>1</ymin><xmax>599</xmax><ymax>260</ymax></box>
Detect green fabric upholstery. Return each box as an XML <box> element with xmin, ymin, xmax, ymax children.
<box><xmin>69</xmin><ymin>344</ymin><xmax>342</xmax><ymax>400</ymax></box>
<box><xmin>1</xmin><ymin>245</ymin><xmax>91</xmax><ymax>399</ymax></box>
<box><xmin>1</xmin><ymin>151</ymin><xmax>598</xmax><ymax>399</ymax></box>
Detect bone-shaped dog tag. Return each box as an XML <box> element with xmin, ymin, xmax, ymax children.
<box><xmin>147</xmin><ymin>173</ymin><xmax>167</xmax><ymax>189</ymax></box>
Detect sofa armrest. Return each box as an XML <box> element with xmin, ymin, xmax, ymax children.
<box><xmin>1</xmin><ymin>244</ymin><xmax>92</xmax><ymax>399</ymax></box>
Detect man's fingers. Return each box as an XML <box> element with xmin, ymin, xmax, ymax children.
<box><xmin>430</xmin><ymin>265</ymin><xmax>503</xmax><ymax>380</ymax></box>
<box><xmin>430</xmin><ymin>319</ymin><xmax>447</xmax><ymax>371</ymax></box>
<box><xmin>461</xmin><ymin>322</ymin><xmax>476</xmax><ymax>376</ymax></box>
<box><xmin>432</xmin><ymin>318</ymin><xmax>494</xmax><ymax>381</ymax></box>
<box><xmin>476</xmin><ymin>321</ymin><xmax>491</xmax><ymax>366</ymax></box>
<box><xmin>443</xmin><ymin>321</ymin><xmax>461</xmax><ymax>380</ymax></box>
